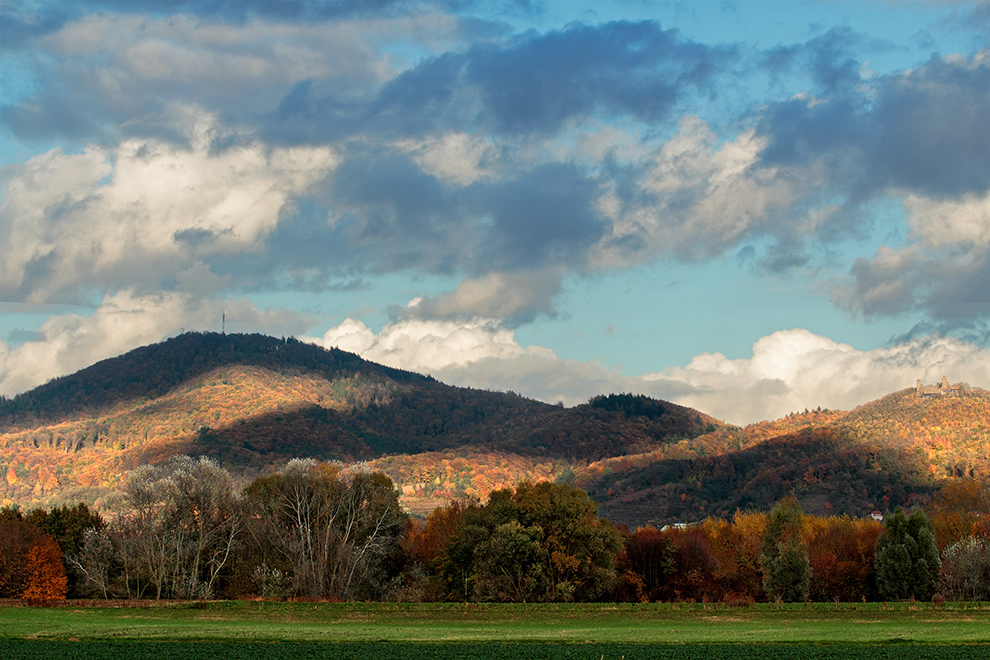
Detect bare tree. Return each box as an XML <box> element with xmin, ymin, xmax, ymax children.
<box><xmin>112</xmin><ymin>456</ymin><xmax>242</xmax><ymax>599</ymax></box>
<box><xmin>245</xmin><ymin>460</ymin><xmax>407</xmax><ymax>600</ymax></box>
<box><xmin>67</xmin><ymin>527</ymin><xmax>115</xmax><ymax>599</ymax></box>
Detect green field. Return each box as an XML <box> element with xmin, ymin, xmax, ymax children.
<box><xmin>2</xmin><ymin>601</ymin><xmax>989</xmax><ymax>659</ymax></box>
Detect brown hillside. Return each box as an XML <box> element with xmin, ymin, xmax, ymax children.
<box><xmin>0</xmin><ymin>333</ymin><xmax>721</xmax><ymax>510</ymax></box>
<box><xmin>836</xmin><ymin>385</ymin><xmax>990</xmax><ymax>480</ymax></box>
<box><xmin>574</xmin><ymin>385</ymin><xmax>990</xmax><ymax>528</ymax></box>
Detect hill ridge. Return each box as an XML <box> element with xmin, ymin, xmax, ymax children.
<box><xmin>0</xmin><ymin>332</ymin><xmax>722</xmax><ymax>511</ymax></box>
<box><xmin>0</xmin><ymin>332</ymin><xmax>429</xmax><ymax>427</ymax></box>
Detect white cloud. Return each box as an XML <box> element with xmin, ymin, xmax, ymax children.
<box><xmin>308</xmin><ymin>315</ymin><xmax>990</xmax><ymax>425</ymax></box>
<box><xmin>39</xmin><ymin>12</ymin><xmax>469</xmax><ymax>118</ymax></box>
<box><xmin>905</xmin><ymin>192</ymin><xmax>990</xmax><ymax>249</ymax></box>
<box><xmin>5</xmin><ymin>292</ymin><xmax>988</xmax><ymax>426</ymax></box>
<box><xmin>0</xmin><ymin>111</ymin><xmax>337</xmax><ymax>302</ymax></box>
<box><xmin>309</xmin><ymin>316</ymin><xmax>555</xmax><ymax>374</ymax></box>
<box><xmin>0</xmin><ymin>291</ymin><xmax>312</xmax><ymax>397</ymax></box>
<box><xmin>649</xmin><ymin>329</ymin><xmax>990</xmax><ymax>423</ymax></box>
<box><xmin>592</xmin><ymin>116</ymin><xmax>802</xmax><ymax>267</ymax></box>
<box><xmin>396</xmin><ymin>132</ymin><xmax>496</xmax><ymax>186</ymax></box>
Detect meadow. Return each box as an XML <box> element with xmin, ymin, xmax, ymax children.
<box><xmin>2</xmin><ymin>601</ymin><xmax>989</xmax><ymax>659</ymax></box>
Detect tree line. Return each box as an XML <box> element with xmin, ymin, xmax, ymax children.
<box><xmin>1</xmin><ymin>457</ymin><xmax>988</xmax><ymax>603</ymax></box>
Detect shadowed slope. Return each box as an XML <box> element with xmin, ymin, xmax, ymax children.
<box><xmin>0</xmin><ymin>333</ymin><xmax>722</xmax><ymax>509</ymax></box>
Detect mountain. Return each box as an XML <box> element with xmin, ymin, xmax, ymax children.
<box><xmin>0</xmin><ymin>332</ymin><xmax>721</xmax><ymax>510</ymax></box>
<box><xmin>2</xmin><ymin>332</ymin><xmax>986</xmax><ymax>526</ymax></box>
<box><xmin>578</xmin><ymin>386</ymin><xmax>990</xmax><ymax>527</ymax></box>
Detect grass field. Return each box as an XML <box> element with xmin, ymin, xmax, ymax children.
<box><xmin>2</xmin><ymin>601</ymin><xmax>989</xmax><ymax>659</ymax></box>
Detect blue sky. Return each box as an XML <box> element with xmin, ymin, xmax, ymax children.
<box><xmin>1</xmin><ymin>0</ymin><xmax>988</xmax><ymax>424</ymax></box>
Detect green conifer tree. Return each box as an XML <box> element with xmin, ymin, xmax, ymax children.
<box><xmin>875</xmin><ymin>508</ymin><xmax>940</xmax><ymax>601</ymax></box>
<box><xmin>760</xmin><ymin>497</ymin><xmax>811</xmax><ymax>602</ymax></box>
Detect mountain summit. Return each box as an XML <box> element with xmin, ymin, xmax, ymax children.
<box><xmin>0</xmin><ymin>332</ymin><xmax>720</xmax><ymax>510</ymax></box>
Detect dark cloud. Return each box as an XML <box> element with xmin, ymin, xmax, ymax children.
<box><xmin>328</xmin><ymin>155</ymin><xmax>604</xmax><ymax>275</ymax></box>
<box><xmin>269</xmin><ymin>20</ymin><xmax>735</xmax><ymax>142</ymax></box>
<box><xmin>835</xmin><ymin>248</ymin><xmax>919</xmax><ymax>318</ymax></box>
<box><xmin>393</xmin><ymin>268</ymin><xmax>565</xmax><ymax>325</ymax></box>
<box><xmin>833</xmin><ymin>244</ymin><xmax>990</xmax><ymax>325</ymax></box>
<box><xmin>1</xmin><ymin>0</ymin><xmax>427</xmax><ymax>49</ymax></box>
<box><xmin>214</xmin><ymin>211</ymin><xmax>364</xmax><ymax>293</ymax></box>
<box><xmin>3</xmin><ymin>2</ymin><xmax>507</xmax><ymax>146</ymax></box>
<box><xmin>763</xmin><ymin>27</ymin><xmax>864</xmax><ymax>92</ymax></box>
<box><xmin>468</xmin><ymin>163</ymin><xmax>604</xmax><ymax>271</ymax></box>
<box><xmin>896</xmin><ymin>319</ymin><xmax>990</xmax><ymax>349</ymax></box>
<box><xmin>329</xmin><ymin>148</ymin><xmax>464</xmax><ymax>273</ymax></box>
<box><xmin>925</xmin><ymin>246</ymin><xmax>990</xmax><ymax>321</ymax></box>
<box><xmin>758</xmin><ymin>51</ymin><xmax>990</xmax><ymax>200</ymax></box>
<box><xmin>172</xmin><ymin>227</ymin><xmax>234</xmax><ymax>250</ymax></box>
<box><xmin>867</xmin><ymin>55</ymin><xmax>990</xmax><ymax>198</ymax></box>
<box><xmin>3</xmin><ymin>1</ymin><xmax>987</xmax><ymax>333</ymax></box>
<box><xmin>206</xmin><ymin>150</ymin><xmax>604</xmax><ymax>299</ymax></box>
<box><xmin>463</xmin><ymin>20</ymin><xmax>730</xmax><ymax>134</ymax></box>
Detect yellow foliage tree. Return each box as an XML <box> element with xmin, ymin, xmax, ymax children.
<box><xmin>21</xmin><ymin>535</ymin><xmax>67</xmax><ymax>600</ymax></box>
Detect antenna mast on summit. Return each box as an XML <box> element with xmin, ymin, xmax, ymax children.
<box><xmin>222</xmin><ymin>312</ymin><xmax>225</xmax><ymax>335</ymax></box>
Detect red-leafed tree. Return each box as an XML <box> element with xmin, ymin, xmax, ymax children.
<box><xmin>622</xmin><ymin>526</ymin><xmax>675</xmax><ymax>601</ymax></box>
<box><xmin>0</xmin><ymin>511</ymin><xmax>47</xmax><ymax>598</ymax></box>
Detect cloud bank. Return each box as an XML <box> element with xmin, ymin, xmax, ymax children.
<box><xmin>306</xmin><ymin>316</ymin><xmax>990</xmax><ymax>425</ymax></box>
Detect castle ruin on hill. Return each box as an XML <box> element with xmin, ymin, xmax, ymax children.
<box><xmin>916</xmin><ymin>376</ymin><xmax>959</xmax><ymax>397</ymax></box>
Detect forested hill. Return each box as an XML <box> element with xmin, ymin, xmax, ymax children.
<box><xmin>580</xmin><ymin>385</ymin><xmax>990</xmax><ymax>527</ymax></box>
<box><xmin>4</xmin><ymin>332</ymin><xmax>986</xmax><ymax>526</ymax></box>
<box><xmin>0</xmin><ymin>332</ymin><xmax>722</xmax><ymax>510</ymax></box>
<box><xmin>0</xmin><ymin>332</ymin><xmax>426</xmax><ymax>424</ymax></box>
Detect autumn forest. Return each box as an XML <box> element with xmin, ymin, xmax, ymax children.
<box><xmin>1</xmin><ymin>332</ymin><xmax>988</xmax><ymax>604</ymax></box>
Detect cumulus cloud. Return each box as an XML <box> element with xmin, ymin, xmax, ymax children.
<box><xmin>651</xmin><ymin>329</ymin><xmax>990</xmax><ymax>424</ymax></box>
<box><xmin>831</xmin><ymin>192</ymin><xmax>990</xmax><ymax>322</ymax></box>
<box><xmin>2</xmin><ymin>1</ymin><xmax>989</xmax><ymax>412</ymax></box>
<box><xmin>592</xmin><ymin>116</ymin><xmax>803</xmax><ymax>267</ymax></box>
<box><xmin>6</xmin><ymin>7</ymin><xmax>984</xmax><ymax>332</ymax></box>
<box><xmin>306</xmin><ymin>315</ymin><xmax>659</xmax><ymax>406</ymax></box>
<box><xmin>0</xmin><ymin>110</ymin><xmax>337</xmax><ymax>302</ymax></box>
<box><xmin>309</xmin><ymin>316</ymin><xmax>556</xmax><ymax>374</ymax></box>
<box><xmin>403</xmin><ymin>269</ymin><xmax>564</xmax><ymax>324</ymax></box>
<box><xmin>306</xmin><ymin>317</ymin><xmax>990</xmax><ymax>425</ymax></box>
<box><xmin>5</xmin><ymin>288</ymin><xmax>988</xmax><ymax>424</ymax></box>
<box><xmin>0</xmin><ymin>291</ymin><xmax>312</xmax><ymax>397</ymax></box>
<box><xmin>3</xmin><ymin>9</ymin><xmax>480</xmax><ymax>141</ymax></box>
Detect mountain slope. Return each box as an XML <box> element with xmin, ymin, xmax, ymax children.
<box><xmin>0</xmin><ymin>332</ymin><xmax>424</xmax><ymax>427</ymax></box>
<box><xmin>576</xmin><ymin>386</ymin><xmax>990</xmax><ymax>527</ymax></box>
<box><xmin>0</xmin><ymin>332</ymin><xmax>722</xmax><ymax>509</ymax></box>
<box><xmin>3</xmin><ymin>332</ymin><xmax>985</xmax><ymax>525</ymax></box>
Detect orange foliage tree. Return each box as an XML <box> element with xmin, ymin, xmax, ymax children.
<box><xmin>926</xmin><ymin>478</ymin><xmax>990</xmax><ymax>550</ymax></box>
<box><xmin>803</xmin><ymin>515</ymin><xmax>882</xmax><ymax>602</ymax></box>
<box><xmin>21</xmin><ymin>535</ymin><xmax>68</xmax><ymax>600</ymax></box>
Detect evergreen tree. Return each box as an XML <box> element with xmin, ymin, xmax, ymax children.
<box><xmin>875</xmin><ymin>508</ymin><xmax>940</xmax><ymax>601</ymax></box>
<box><xmin>760</xmin><ymin>497</ymin><xmax>811</xmax><ymax>602</ymax></box>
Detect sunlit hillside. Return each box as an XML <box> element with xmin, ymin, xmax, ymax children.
<box><xmin>0</xmin><ymin>332</ymin><xmax>721</xmax><ymax>510</ymax></box>
<box><xmin>578</xmin><ymin>386</ymin><xmax>990</xmax><ymax>527</ymax></box>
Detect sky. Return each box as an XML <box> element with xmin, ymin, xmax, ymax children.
<box><xmin>1</xmin><ymin>0</ymin><xmax>988</xmax><ymax>425</ymax></box>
